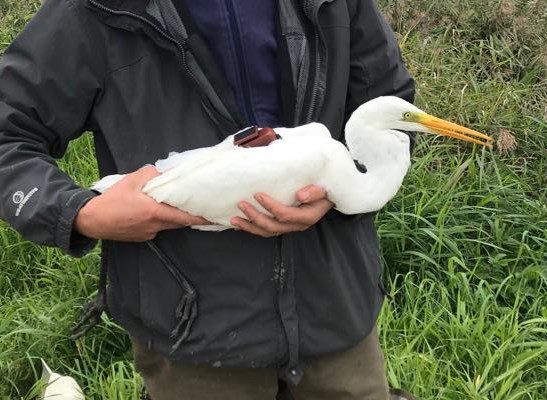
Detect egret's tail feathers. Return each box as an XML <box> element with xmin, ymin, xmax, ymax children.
<box><xmin>274</xmin><ymin>122</ymin><xmax>331</xmax><ymax>139</ymax></box>
<box><xmin>154</xmin><ymin>141</ymin><xmax>230</xmax><ymax>173</ymax></box>
<box><xmin>91</xmin><ymin>174</ymin><xmax>126</xmax><ymax>193</ymax></box>
<box><xmin>155</xmin><ymin>151</ymin><xmax>187</xmax><ymax>172</ymax></box>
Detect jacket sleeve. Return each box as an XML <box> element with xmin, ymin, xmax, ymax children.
<box><xmin>346</xmin><ymin>0</ymin><xmax>415</xmax><ymax>110</ymax></box>
<box><xmin>346</xmin><ymin>0</ymin><xmax>416</xmax><ymax>147</ymax></box>
<box><xmin>0</xmin><ymin>0</ymin><xmax>102</xmax><ymax>256</ymax></box>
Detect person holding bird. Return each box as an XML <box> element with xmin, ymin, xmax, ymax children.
<box><xmin>0</xmin><ymin>0</ymin><xmax>431</xmax><ymax>398</ymax></box>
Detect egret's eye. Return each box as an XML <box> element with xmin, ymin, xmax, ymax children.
<box><xmin>403</xmin><ymin>112</ymin><xmax>412</xmax><ymax>120</ymax></box>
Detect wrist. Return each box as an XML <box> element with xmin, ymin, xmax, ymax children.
<box><xmin>74</xmin><ymin>196</ymin><xmax>100</xmax><ymax>239</ymax></box>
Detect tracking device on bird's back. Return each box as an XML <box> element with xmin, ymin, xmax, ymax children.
<box><xmin>234</xmin><ymin>126</ymin><xmax>279</xmax><ymax>148</ymax></box>
<box><xmin>234</xmin><ymin>126</ymin><xmax>258</xmax><ymax>146</ymax></box>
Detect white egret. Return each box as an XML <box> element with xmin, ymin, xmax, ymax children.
<box><xmin>93</xmin><ymin>96</ymin><xmax>492</xmax><ymax>230</ymax></box>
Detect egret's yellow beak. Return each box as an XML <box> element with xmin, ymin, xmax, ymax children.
<box><xmin>417</xmin><ymin>114</ymin><xmax>494</xmax><ymax>147</ymax></box>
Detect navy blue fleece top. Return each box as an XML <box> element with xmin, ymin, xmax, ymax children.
<box><xmin>184</xmin><ymin>0</ymin><xmax>281</xmax><ymax>127</ymax></box>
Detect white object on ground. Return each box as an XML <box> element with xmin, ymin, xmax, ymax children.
<box><xmin>40</xmin><ymin>359</ymin><xmax>85</xmax><ymax>400</ymax></box>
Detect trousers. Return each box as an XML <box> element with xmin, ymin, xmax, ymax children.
<box><xmin>132</xmin><ymin>327</ymin><xmax>389</xmax><ymax>400</ymax></box>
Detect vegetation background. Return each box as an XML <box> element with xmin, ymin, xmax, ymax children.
<box><xmin>0</xmin><ymin>0</ymin><xmax>546</xmax><ymax>398</ymax></box>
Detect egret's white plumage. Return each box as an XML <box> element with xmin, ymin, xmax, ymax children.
<box><xmin>40</xmin><ymin>359</ymin><xmax>85</xmax><ymax>400</ymax></box>
<box><xmin>93</xmin><ymin>96</ymin><xmax>492</xmax><ymax>230</ymax></box>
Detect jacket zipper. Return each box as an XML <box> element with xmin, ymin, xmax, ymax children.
<box><xmin>224</xmin><ymin>0</ymin><xmax>257</xmax><ymax>125</ymax></box>
<box><xmin>301</xmin><ymin>0</ymin><xmax>329</xmax><ymax>124</ymax></box>
<box><xmin>274</xmin><ymin>234</ymin><xmax>288</xmax><ymax>367</ymax></box>
<box><xmin>288</xmin><ymin>0</ymin><xmax>322</xmax><ymax>125</ymax></box>
<box><xmin>88</xmin><ymin>0</ymin><xmax>199</xmax><ymax>97</ymax></box>
<box><xmin>305</xmin><ymin>31</ymin><xmax>321</xmax><ymax>123</ymax></box>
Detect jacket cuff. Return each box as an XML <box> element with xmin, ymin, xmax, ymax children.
<box><xmin>55</xmin><ymin>189</ymin><xmax>99</xmax><ymax>257</ymax></box>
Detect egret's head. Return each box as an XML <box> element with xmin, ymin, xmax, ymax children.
<box><xmin>348</xmin><ymin>96</ymin><xmax>493</xmax><ymax>147</ymax></box>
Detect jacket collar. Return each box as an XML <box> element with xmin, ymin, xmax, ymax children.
<box><xmin>301</xmin><ymin>0</ymin><xmax>335</xmax><ymax>24</ymax></box>
<box><xmin>89</xmin><ymin>0</ymin><xmax>331</xmax><ymax>26</ymax></box>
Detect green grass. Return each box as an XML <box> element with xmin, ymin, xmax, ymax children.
<box><xmin>1</xmin><ymin>0</ymin><xmax>546</xmax><ymax>398</ymax></box>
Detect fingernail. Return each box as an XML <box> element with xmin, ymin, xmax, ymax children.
<box><xmin>238</xmin><ymin>203</ymin><xmax>246</xmax><ymax>211</ymax></box>
<box><xmin>254</xmin><ymin>194</ymin><xmax>263</xmax><ymax>202</ymax></box>
<box><xmin>300</xmin><ymin>192</ymin><xmax>310</xmax><ymax>202</ymax></box>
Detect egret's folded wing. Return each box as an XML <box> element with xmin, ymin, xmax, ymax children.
<box><xmin>91</xmin><ymin>138</ymin><xmax>234</xmax><ymax>193</ymax></box>
<box><xmin>143</xmin><ymin>143</ymin><xmax>236</xmax><ymax>196</ymax></box>
<box><xmin>155</xmin><ymin>147</ymin><xmax>211</xmax><ymax>173</ymax></box>
<box><xmin>275</xmin><ymin>122</ymin><xmax>331</xmax><ymax>139</ymax></box>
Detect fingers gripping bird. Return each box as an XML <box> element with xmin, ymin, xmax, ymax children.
<box><xmin>93</xmin><ymin>96</ymin><xmax>493</xmax><ymax>230</ymax></box>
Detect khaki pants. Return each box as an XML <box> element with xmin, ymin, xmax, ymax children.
<box><xmin>132</xmin><ymin>328</ymin><xmax>389</xmax><ymax>400</ymax></box>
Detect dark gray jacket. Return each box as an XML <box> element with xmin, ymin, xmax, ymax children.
<box><xmin>0</xmin><ymin>0</ymin><xmax>414</xmax><ymax>381</ymax></box>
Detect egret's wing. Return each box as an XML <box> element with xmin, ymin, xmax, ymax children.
<box><xmin>144</xmin><ymin>136</ymin><xmax>330</xmax><ymax>225</ymax></box>
<box><xmin>92</xmin><ymin>124</ymin><xmax>330</xmax><ymax>194</ymax></box>
<box><xmin>90</xmin><ymin>138</ymin><xmax>234</xmax><ymax>193</ymax></box>
<box><xmin>275</xmin><ymin>122</ymin><xmax>331</xmax><ymax>139</ymax></box>
<box><xmin>156</xmin><ymin>146</ymin><xmax>221</xmax><ymax>173</ymax></box>
<box><xmin>143</xmin><ymin>145</ymin><xmax>259</xmax><ymax>205</ymax></box>
<box><xmin>155</xmin><ymin>149</ymin><xmax>201</xmax><ymax>173</ymax></box>
<box><xmin>143</xmin><ymin>140</ymin><xmax>236</xmax><ymax>195</ymax></box>
<box><xmin>90</xmin><ymin>151</ymin><xmax>215</xmax><ymax>193</ymax></box>
<box><xmin>159</xmin><ymin>136</ymin><xmax>236</xmax><ymax>173</ymax></box>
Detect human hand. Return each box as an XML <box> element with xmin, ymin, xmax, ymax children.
<box><xmin>231</xmin><ymin>185</ymin><xmax>333</xmax><ymax>238</ymax></box>
<box><xmin>74</xmin><ymin>166</ymin><xmax>210</xmax><ymax>241</ymax></box>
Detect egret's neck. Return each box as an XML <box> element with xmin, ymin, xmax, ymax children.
<box><xmin>331</xmin><ymin>124</ymin><xmax>411</xmax><ymax>214</ymax></box>
<box><xmin>345</xmin><ymin>121</ymin><xmax>410</xmax><ymax>167</ymax></box>
<box><xmin>345</xmin><ymin>123</ymin><xmax>376</xmax><ymax>165</ymax></box>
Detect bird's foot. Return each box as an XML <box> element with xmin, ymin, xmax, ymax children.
<box><xmin>70</xmin><ymin>293</ymin><xmax>106</xmax><ymax>340</ymax></box>
<box><xmin>169</xmin><ymin>291</ymin><xmax>198</xmax><ymax>354</ymax></box>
